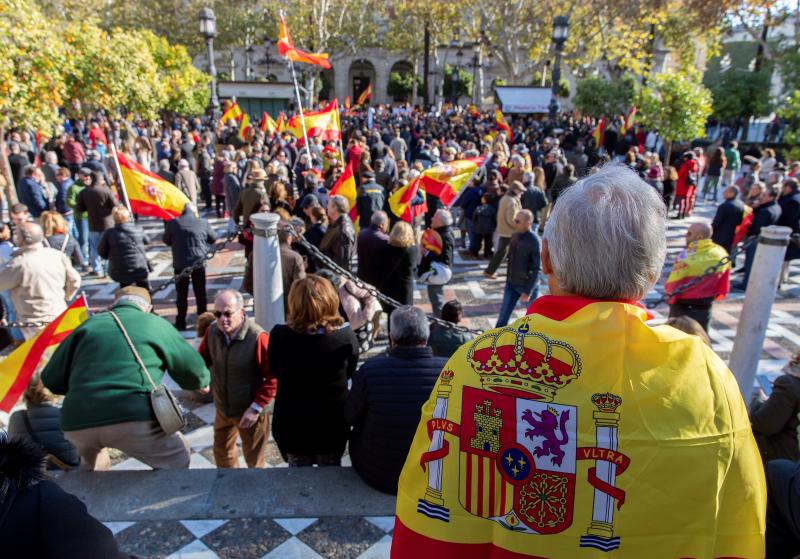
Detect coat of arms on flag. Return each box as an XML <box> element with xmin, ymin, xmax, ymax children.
<box><xmin>417</xmin><ymin>323</ymin><xmax>631</xmax><ymax>551</ymax></box>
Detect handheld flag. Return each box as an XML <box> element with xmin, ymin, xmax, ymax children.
<box><xmin>238</xmin><ymin>113</ymin><xmax>252</xmax><ymax>141</ymax></box>
<box><xmin>345</xmin><ymin>96</ymin><xmax>351</xmax><ymax>110</ymax></box>
<box><xmin>495</xmin><ymin>107</ymin><xmax>512</xmax><ymax>136</ymax></box>
<box><xmin>220</xmin><ymin>101</ymin><xmax>243</xmax><ymax>124</ymax></box>
<box><xmin>418</xmin><ymin>157</ymin><xmax>486</xmax><ymax>206</ymax></box>
<box><xmin>356</xmin><ymin>84</ymin><xmax>372</xmax><ymax>106</ymax></box>
<box><xmin>286</xmin><ymin>99</ymin><xmax>341</xmax><ymax>147</ymax></box>
<box><xmin>276</xmin><ymin>112</ymin><xmax>286</xmax><ymax>133</ymax></box>
<box><xmin>467</xmin><ymin>104</ymin><xmax>481</xmax><ymax>118</ymax></box>
<box><xmin>592</xmin><ymin>117</ymin><xmax>606</xmax><ymax>147</ymax></box>
<box><xmin>0</xmin><ymin>295</ymin><xmax>90</xmax><ymax>412</ymax></box>
<box><xmin>620</xmin><ymin>106</ymin><xmax>637</xmax><ymax>135</ymax></box>
<box><xmin>278</xmin><ymin>15</ymin><xmax>332</xmax><ymax>69</ymax></box>
<box><xmin>733</xmin><ymin>205</ymin><xmax>754</xmax><ymax>248</ymax></box>
<box><xmin>665</xmin><ymin>238</ymin><xmax>731</xmax><ymax>304</ymax></box>
<box><xmin>330</xmin><ymin>161</ymin><xmax>359</xmax><ymax>226</ymax></box>
<box><xmin>389</xmin><ymin>179</ymin><xmax>427</xmax><ymax>223</ymax></box>
<box><xmin>260</xmin><ymin>112</ymin><xmax>279</xmax><ymax>135</ymax></box>
<box><xmin>116</xmin><ymin>152</ymin><xmax>190</xmax><ymax>220</ymax></box>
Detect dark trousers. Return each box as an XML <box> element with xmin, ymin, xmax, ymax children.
<box><xmin>485</xmin><ymin>236</ymin><xmax>511</xmax><ymax>274</ymax></box>
<box><xmin>668</xmin><ymin>301</ymin><xmax>712</xmax><ymax>332</ymax></box>
<box><xmin>766</xmin><ymin>459</ymin><xmax>800</xmax><ymax>558</ymax></box>
<box><xmin>472</xmin><ymin>234</ymin><xmax>494</xmax><ymax>257</ymax></box>
<box><xmin>200</xmin><ymin>174</ymin><xmax>213</xmax><ymax>209</ymax></box>
<box><xmin>175</xmin><ymin>267</ymin><xmax>207</xmax><ymax>327</ymax></box>
<box><xmin>119</xmin><ymin>279</ymin><xmax>151</xmax><ymax>291</ymax></box>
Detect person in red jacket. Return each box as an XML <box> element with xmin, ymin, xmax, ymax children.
<box><xmin>675</xmin><ymin>151</ymin><xmax>700</xmax><ymax>219</ymax></box>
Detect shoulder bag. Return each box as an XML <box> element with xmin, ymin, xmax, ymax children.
<box><xmin>108</xmin><ymin>311</ymin><xmax>185</xmax><ymax>435</ymax></box>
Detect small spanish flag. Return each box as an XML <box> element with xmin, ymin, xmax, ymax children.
<box><xmin>286</xmin><ymin>99</ymin><xmax>342</xmax><ymax>147</ymax></box>
<box><xmin>220</xmin><ymin>101</ymin><xmax>243</xmax><ymax>124</ymax></box>
<box><xmin>0</xmin><ymin>295</ymin><xmax>90</xmax><ymax>412</ymax></box>
<box><xmin>278</xmin><ymin>15</ymin><xmax>332</xmax><ymax>69</ymax></box>
<box><xmin>467</xmin><ymin>104</ymin><xmax>481</xmax><ymax>118</ymax></box>
<box><xmin>238</xmin><ymin>113</ymin><xmax>252</xmax><ymax>141</ymax></box>
<box><xmin>345</xmin><ymin>96</ymin><xmax>351</xmax><ymax>110</ymax></box>
<box><xmin>116</xmin><ymin>152</ymin><xmax>190</xmax><ymax>220</ymax></box>
<box><xmin>495</xmin><ymin>107</ymin><xmax>512</xmax><ymax>136</ymax></box>
<box><xmin>592</xmin><ymin>116</ymin><xmax>606</xmax><ymax>147</ymax></box>
<box><xmin>276</xmin><ymin>112</ymin><xmax>286</xmax><ymax>133</ymax></box>
<box><xmin>356</xmin><ymin>84</ymin><xmax>372</xmax><ymax>106</ymax></box>
<box><xmin>418</xmin><ymin>157</ymin><xmax>485</xmax><ymax>206</ymax></box>
<box><xmin>330</xmin><ymin>161</ymin><xmax>359</xmax><ymax>227</ymax></box>
<box><xmin>620</xmin><ymin>106</ymin><xmax>637</xmax><ymax>135</ymax></box>
<box><xmin>260</xmin><ymin>112</ymin><xmax>279</xmax><ymax>135</ymax></box>
<box><xmin>733</xmin><ymin>205</ymin><xmax>754</xmax><ymax>247</ymax></box>
<box><xmin>389</xmin><ymin>179</ymin><xmax>427</xmax><ymax>224</ymax></box>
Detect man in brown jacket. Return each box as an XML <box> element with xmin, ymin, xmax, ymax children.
<box><xmin>198</xmin><ymin>289</ymin><xmax>277</xmax><ymax>468</ymax></box>
<box><xmin>483</xmin><ymin>181</ymin><xmax>523</xmax><ymax>278</ymax></box>
<box><xmin>0</xmin><ymin>222</ymin><xmax>81</xmax><ymax>338</ymax></box>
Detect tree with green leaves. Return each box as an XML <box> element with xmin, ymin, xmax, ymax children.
<box><xmin>709</xmin><ymin>67</ymin><xmax>772</xmax><ymax>123</ymax></box>
<box><xmin>637</xmin><ymin>71</ymin><xmax>713</xmax><ymax>164</ymax></box>
<box><xmin>780</xmin><ymin>89</ymin><xmax>800</xmax><ymax>159</ymax></box>
<box><xmin>573</xmin><ymin>73</ymin><xmax>638</xmax><ymax>117</ymax></box>
<box><xmin>443</xmin><ymin>65</ymin><xmax>474</xmax><ymax>103</ymax></box>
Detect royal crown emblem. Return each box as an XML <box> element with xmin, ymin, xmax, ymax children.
<box><xmin>466</xmin><ymin>323</ymin><xmax>582</xmax><ymax>402</ymax></box>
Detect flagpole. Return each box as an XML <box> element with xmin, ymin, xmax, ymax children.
<box><xmin>288</xmin><ymin>61</ymin><xmax>312</xmax><ymax>162</ymax></box>
<box><xmin>109</xmin><ymin>142</ymin><xmax>133</xmax><ymax>214</ymax></box>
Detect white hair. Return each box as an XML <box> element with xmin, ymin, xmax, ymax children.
<box><xmin>178</xmin><ymin>159</ymin><xmax>189</xmax><ymax>170</ymax></box>
<box><xmin>434</xmin><ymin>209</ymin><xmax>453</xmax><ymax>227</ymax></box>
<box><xmin>543</xmin><ymin>164</ymin><xmax>666</xmax><ymax>300</ymax></box>
<box><xmin>45</xmin><ymin>151</ymin><xmax>58</xmax><ymax>164</ymax></box>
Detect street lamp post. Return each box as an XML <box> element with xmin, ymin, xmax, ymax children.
<box><xmin>451</xmin><ymin>47</ymin><xmax>463</xmax><ymax>105</ymax></box>
<box><xmin>548</xmin><ymin>15</ymin><xmax>569</xmax><ymax>121</ymax></box>
<box><xmin>245</xmin><ymin>41</ymin><xmax>255</xmax><ymax>81</ymax></box>
<box><xmin>199</xmin><ymin>9</ymin><xmax>220</xmax><ymax>119</ymax></box>
<box><xmin>199</xmin><ymin>8</ymin><xmax>220</xmax><ymax>124</ymax></box>
<box><xmin>263</xmin><ymin>37</ymin><xmax>275</xmax><ymax>81</ymax></box>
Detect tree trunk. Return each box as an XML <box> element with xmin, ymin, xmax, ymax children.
<box><xmin>0</xmin><ymin>125</ymin><xmax>18</xmax><ymax>210</ymax></box>
<box><xmin>412</xmin><ymin>57</ymin><xmax>420</xmax><ymax>106</ymax></box>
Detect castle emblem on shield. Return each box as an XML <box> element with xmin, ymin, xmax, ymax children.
<box><xmin>417</xmin><ymin>323</ymin><xmax>631</xmax><ymax>552</ymax></box>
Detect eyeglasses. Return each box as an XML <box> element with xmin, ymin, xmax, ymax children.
<box><xmin>214</xmin><ymin>310</ymin><xmax>239</xmax><ymax>319</ymax></box>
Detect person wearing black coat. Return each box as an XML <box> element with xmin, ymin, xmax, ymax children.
<box><xmin>496</xmin><ymin>209</ymin><xmax>541</xmax><ymax>327</ymax></box>
<box><xmin>738</xmin><ymin>185</ymin><xmax>782</xmax><ymax>290</ymax></box>
<box><xmin>345</xmin><ymin>306</ymin><xmax>447</xmax><ymax>494</ymax></box>
<box><xmin>778</xmin><ymin>178</ymin><xmax>800</xmax><ymax>263</ymax></box>
<box><xmin>711</xmin><ymin>186</ymin><xmax>745</xmax><ymax>253</ymax></box>
<box><xmin>378</xmin><ymin>223</ymin><xmax>418</xmax><ymax>319</ymax></box>
<box><xmin>356</xmin><ymin>212</ymin><xmax>389</xmax><ymax>288</ymax></box>
<box><xmin>163</xmin><ymin>203</ymin><xmax>217</xmax><ymax>330</ymax></box>
<box><xmin>355</xmin><ymin>172</ymin><xmax>386</xmax><ymax>229</ymax></box>
<box><xmin>97</xmin><ymin>207</ymin><xmax>151</xmax><ymax>290</ymax></box>
<box><xmin>0</xmin><ymin>434</ymin><xmax>125</xmax><ymax>558</ymax></box>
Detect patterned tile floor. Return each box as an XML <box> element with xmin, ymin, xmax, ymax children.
<box><xmin>3</xmin><ymin>200</ymin><xmax>798</xmax><ymax>558</ymax></box>
<box><xmin>104</xmin><ymin>515</ymin><xmax>394</xmax><ymax>559</ymax></box>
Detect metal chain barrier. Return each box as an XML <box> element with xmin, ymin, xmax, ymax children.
<box><xmin>645</xmin><ymin>235</ymin><xmax>758</xmax><ymax>309</ymax></box>
<box><xmin>281</xmin><ymin>225</ymin><xmax>484</xmax><ymax>335</ymax></box>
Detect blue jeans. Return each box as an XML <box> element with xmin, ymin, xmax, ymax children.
<box><xmin>67</xmin><ymin>215</ymin><xmax>88</xmax><ymax>265</ymax></box>
<box><xmin>88</xmin><ymin>231</ymin><xmax>104</xmax><ymax>274</ymax></box>
<box><xmin>742</xmin><ymin>240</ymin><xmax>757</xmax><ymax>288</ymax></box>
<box><xmin>496</xmin><ymin>283</ymin><xmax>538</xmax><ymax>327</ymax></box>
<box><xmin>0</xmin><ymin>290</ymin><xmax>23</xmax><ymax>341</ymax></box>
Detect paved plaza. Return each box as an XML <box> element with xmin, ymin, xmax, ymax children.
<box><xmin>5</xmin><ymin>199</ymin><xmax>797</xmax><ymax>558</ymax></box>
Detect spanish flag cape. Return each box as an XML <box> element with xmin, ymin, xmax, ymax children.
<box><xmin>393</xmin><ymin>296</ymin><xmax>765</xmax><ymax>558</ymax></box>
<box><xmin>592</xmin><ymin>117</ymin><xmax>606</xmax><ymax>147</ymax></box>
<box><xmin>116</xmin><ymin>152</ymin><xmax>190</xmax><ymax>220</ymax></box>
<box><xmin>0</xmin><ymin>296</ymin><xmax>89</xmax><ymax>412</ymax></box>
<box><xmin>664</xmin><ymin>238</ymin><xmax>730</xmax><ymax>304</ymax></box>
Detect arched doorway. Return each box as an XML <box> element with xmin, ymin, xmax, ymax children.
<box><xmin>349</xmin><ymin>59</ymin><xmax>376</xmax><ymax>103</ymax></box>
<box><xmin>388</xmin><ymin>60</ymin><xmax>415</xmax><ymax>102</ymax></box>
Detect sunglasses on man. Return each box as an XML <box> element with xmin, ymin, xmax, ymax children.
<box><xmin>214</xmin><ymin>310</ymin><xmax>239</xmax><ymax>319</ymax></box>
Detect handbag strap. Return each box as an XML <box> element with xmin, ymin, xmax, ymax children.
<box><xmin>59</xmin><ymin>233</ymin><xmax>69</xmax><ymax>253</ymax></box>
<box><xmin>119</xmin><ymin>228</ymin><xmax>149</xmax><ymax>263</ymax></box>
<box><xmin>108</xmin><ymin>311</ymin><xmax>157</xmax><ymax>391</ymax></box>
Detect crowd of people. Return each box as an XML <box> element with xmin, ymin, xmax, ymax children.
<box><xmin>1</xmin><ymin>102</ymin><xmax>800</xmax><ymax>557</ymax></box>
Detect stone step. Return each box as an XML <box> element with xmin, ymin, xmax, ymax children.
<box><xmin>54</xmin><ymin>467</ymin><xmax>396</xmax><ymax>522</ymax></box>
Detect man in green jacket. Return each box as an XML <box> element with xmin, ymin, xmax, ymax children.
<box><xmin>42</xmin><ymin>286</ymin><xmax>210</xmax><ymax>470</ymax></box>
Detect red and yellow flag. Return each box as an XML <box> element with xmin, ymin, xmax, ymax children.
<box><xmin>345</xmin><ymin>96</ymin><xmax>351</xmax><ymax>110</ymax></box>
<box><xmin>495</xmin><ymin>107</ymin><xmax>512</xmax><ymax>136</ymax></box>
<box><xmin>276</xmin><ymin>112</ymin><xmax>286</xmax><ymax>133</ymax></box>
<box><xmin>467</xmin><ymin>104</ymin><xmax>481</xmax><ymax>118</ymax></box>
<box><xmin>733</xmin><ymin>205</ymin><xmax>754</xmax><ymax>247</ymax></box>
<box><xmin>259</xmin><ymin>112</ymin><xmax>278</xmax><ymax>135</ymax></box>
<box><xmin>286</xmin><ymin>99</ymin><xmax>341</xmax><ymax>147</ymax></box>
<box><xmin>389</xmin><ymin>179</ymin><xmax>427</xmax><ymax>223</ymax></box>
<box><xmin>356</xmin><ymin>84</ymin><xmax>372</xmax><ymax>106</ymax></box>
<box><xmin>620</xmin><ymin>106</ymin><xmax>637</xmax><ymax>135</ymax></box>
<box><xmin>592</xmin><ymin>117</ymin><xmax>606</xmax><ymax>147</ymax></box>
<box><xmin>392</xmin><ymin>296</ymin><xmax>765</xmax><ymax>558</ymax></box>
<box><xmin>116</xmin><ymin>152</ymin><xmax>190</xmax><ymax>220</ymax></box>
<box><xmin>418</xmin><ymin>157</ymin><xmax>485</xmax><ymax>206</ymax></box>
<box><xmin>330</xmin><ymin>161</ymin><xmax>359</xmax><ymax>226</ymax></box>
<box><xmin>665</xmin><ymin>238</ymin><xmax>731</xmax><ymax>304</ymax></box>
<box><xmin>277</xmin><ymin>15</ymin><xmax>332</xmax><ymax>69</ymax></box>
<box><xmin>220</xmin><ymin>101</ymin><xmax>243</xmax><ymax>124</ymax></box>
<box><xmin>238</xmin><ymin>113</ymin><xmax>252</xmax><ymax>141</ymax></box>
<box><xmin>0</xmin><ymin>295</ymin><xmax>90</xmax><ymax>412</ymax></box>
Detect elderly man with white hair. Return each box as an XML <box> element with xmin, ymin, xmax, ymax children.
<box><xmin>393</xmin><ymin>165</ymin><xmax>766</xmax><ymax>558</ymax></box>
<box><xmin>0</xmin><ymin>221</ymin><xmax>81</xmax><ymax>338</ymax></box>
<box><xmin>320</xmin><ymin>194</ymin><xmax>356</xmax><ymax>272</ymax></box>
<box><xmin>175</xmin><ymin>158</ymin><xmax>199</xmax><ymax>205</ymax></box>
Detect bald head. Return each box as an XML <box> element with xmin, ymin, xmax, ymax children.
<box><xmin>686</xmin><ymin>222</ymin><xmax>712</xmax><ymax>244</ymax></box>
<box><xmin>723</xmin><ymin>186</ymin><xmax>738</xmax><ymax>200</ymax></box>
<box><xmin>15</xmin><ymin>222</ymin><xmax>44</xmax><ymax>247</ymax></box>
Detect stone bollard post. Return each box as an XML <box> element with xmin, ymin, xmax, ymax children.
<box><xmin>729</xmin><ymin>225</ymin><xmax>792</xmax><ymax>400</ymax></box>
<box><xmin>249</xmin><ymin>212</ymin><xmax>284</xmax><ymax>331</ymax></box>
